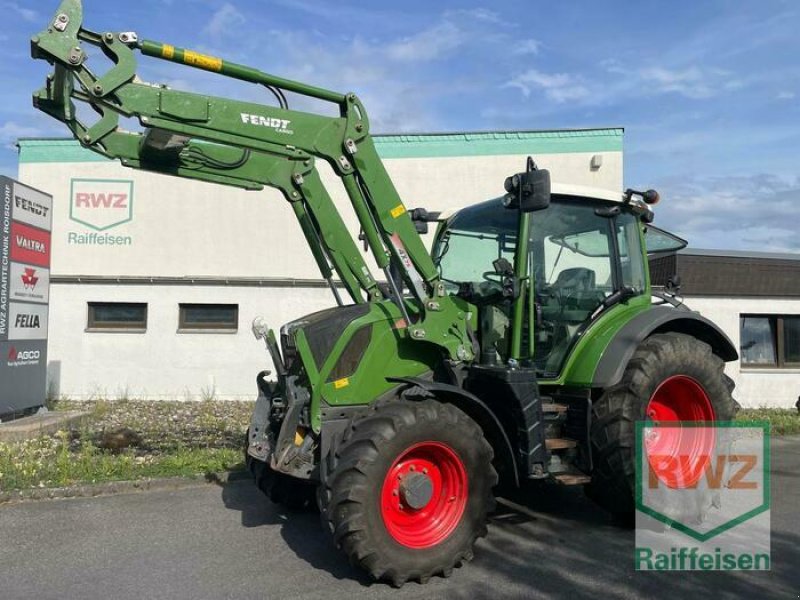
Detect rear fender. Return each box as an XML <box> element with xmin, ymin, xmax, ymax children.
<box><xmin>592</xmin><ymin>305</ymin><xmax>738</xmax><ymax>388</ymax></box>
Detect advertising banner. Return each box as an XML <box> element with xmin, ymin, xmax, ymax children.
<box><xmin>0</xmin><ymin>177</ymin><xmax>52</xmax><ymax>415</ymax></box>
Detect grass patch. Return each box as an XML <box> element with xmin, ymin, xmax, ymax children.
<box><xmin>737</xmin><ymin>408</ymin><xmax>800</xmax><ymax>436</ymax></box>
<box><xmin>0</xmin><ymin>399</ymin><xmax>253</xmax><ymax>492</ymax></box>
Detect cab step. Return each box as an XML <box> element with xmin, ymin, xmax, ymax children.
<box><xmin>545</xmin><ymin>437</ymin><xmax>578</xmax><ymax>450</ymax></box>
<box><xmin>553</xmin><ymin>473</ymin><xmax>591</xmax><ymax>486</ymax></box>
<box><xmin>542</xmin><ymin>402</ymin><xmax>568</xmax><ymax>414</ymax></box>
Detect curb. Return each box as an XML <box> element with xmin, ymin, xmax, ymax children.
<box><xmin>0</xmin><ymin>469</ymin><xmax>251</xmax><ymax>505</ymax></box>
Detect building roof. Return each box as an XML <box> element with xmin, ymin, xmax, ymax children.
<box><xmin>651</xmin><ymin>248</ymin><xmax>800</xmax><ymax>297</ymax></box>
<box><xmin>681</xmin><ymin>247</ymin><xmax>800</xmax><ymax>262</ymax></box>
<box><xmin>17</xmin><ymin>128</ymin><xmax>624</xmax><ymax>163</ymax></box>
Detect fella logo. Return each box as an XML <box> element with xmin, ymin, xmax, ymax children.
<box><xmin>21</xmin><ymin>268</ymin><xmax>38</xmax><ymax>290</ymax></box>
<box><xmin>15</xmin><ymin>313</ymin><xmax>40</xmax><ymax>329</ymax></box>
<box><xmin>70</xmin><ymin>179</ymin><xmax>134</xmax><ymax>231</ymax></box>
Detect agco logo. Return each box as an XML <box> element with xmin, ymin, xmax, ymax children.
<box><xmin>69</xmin><ymin>179</ymin><xmax>134</xmax><ymax>231</ymax></box>
<box><xmin>21</xmin><ymin>268</ymin><xmax>38</xmax><ymax>290</ymax></box>
<box><xmin>7</xmin><ymin>347</ymin><xmax>40</xmax><ymax>363</ymax></box>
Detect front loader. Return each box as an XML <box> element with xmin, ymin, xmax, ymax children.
<box><xmin>31</xmin><ymin>0</ymin><xmax>739</xmax><ymax>586</ymax></box>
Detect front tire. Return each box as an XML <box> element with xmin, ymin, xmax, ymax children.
<box><xmin>587</xmin><ymin>332</ymin><xmax>738</xmax><ymax>516</ymax></box>
<box><xmin>321</xmin><ymin>399</ymin><xmax>496</xmax><ymax>587</ymax></box>
<box><xmin>245</xmin><ymin>430</ymin><xmax>316</xmax><ymax>510</ymax></box>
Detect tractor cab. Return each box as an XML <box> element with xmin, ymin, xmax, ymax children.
<box><xmin>433</xmin><ymin>184</ymin><xmax>650</xmax><ymax>377</ymax></box>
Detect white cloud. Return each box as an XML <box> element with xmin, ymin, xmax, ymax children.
<box><xmin>777</xmin><ymin>91</ymin><xmax>796</xmax><ymax>100</ymax></box>
<box><xmin>444</xmin><ymin>8</ymin><xmax>504</xmax><ymax>24</ymax></box>
<box><xmin>203</xmin><ymin>3</ymin><xmax>245</xmax><ymax>38</ymax></box>
<box><xmin>655</xmin><ymin>174</ymin><xmax>800</xmax><ymax>252</ymax></box>
<box><xmin>2</xmin><ymin>2</ymin><xmax>37</xmax><ymax>22</ymax></box>
<box><xmin>505</xmin><ymin>69</ymin><xmax>589</xmax><ymax>102</ymax></box>
<box><xmin>637</xmin><ymin>66</ymin><xmax>739</xmax><ymax>99</ymax></box>
<box><xmin>513</xmin><ymin>39</ymin><xmax>541</xmax><ymax>56</ymax></box>
<box><xmin>0</xmin><ymin>121</ymin><xmax>45</xmax><ymax>150</ymax></box>
<box><xmin>385</xmin><ymin>22</ymin><xmax>465</xmax><ymax>62</ymax></box>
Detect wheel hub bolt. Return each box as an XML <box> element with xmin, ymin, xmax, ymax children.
<box><xmin>399</xmin><ymin>472</ymin><xmax>434</xmax><ymax>510</ymax></box>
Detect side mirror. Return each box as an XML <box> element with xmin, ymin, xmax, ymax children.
<box><xmin>503</xmin><ymin>157</ymin><xmax>551</xmax><ymax>212</ymax></box>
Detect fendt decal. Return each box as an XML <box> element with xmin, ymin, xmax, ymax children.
<box><xmin>240</xmin><ymin>113</ymin><xmax>293</xmax><ymax>134</ymax></box>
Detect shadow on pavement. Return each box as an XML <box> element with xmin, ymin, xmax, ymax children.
<box><xmin>214</xmin><ymin>468</ymin><xmax>800</xmax><ymax>597</ymax></box>
<box><xmin>215</xmin><ymin>476</ymin><xmax>373</xmax><ymax>585</ymax></box>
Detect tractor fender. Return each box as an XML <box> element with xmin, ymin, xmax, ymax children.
<box><xmin>592</xmin><ymin>305</ymin><xmax>738</xmax><ymax>388</ymax></box>
<box><xmin>387</xmin><ymin>376</ymin><xmax>520</xmax><ymax>488</ymax></box>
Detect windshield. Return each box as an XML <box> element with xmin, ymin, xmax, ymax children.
<box><xmin>433</xmin><ymin>199</ymin><xmax>517</xmax><ymax>292</ymax></box>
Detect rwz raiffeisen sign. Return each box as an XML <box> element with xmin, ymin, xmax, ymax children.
<box><xmin>0</xmin><ymin>176</ymin><xmax>52</xmax><ymax>415</ymax></box>
<box><xmin>67</xmin><ymin>178</ymin><xmax>134</xmax><ymax>246</ymax></box>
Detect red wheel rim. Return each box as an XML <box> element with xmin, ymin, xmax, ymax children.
<box><xmin>645</xmin><ymin>375</ymin><xmax>716</xmax><ymax>488</ymax></box>
<box><xmin>380</xmin><ymin>441</ymin><xmax>468</xmax><ymax>549</ymax></box>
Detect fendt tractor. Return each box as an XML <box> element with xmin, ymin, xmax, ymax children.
<box><xmin>32</xmin><ymin>0</ymin><xmax>739</xmax><ymax>586</ymax></box>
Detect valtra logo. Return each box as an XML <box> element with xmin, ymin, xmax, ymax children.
<box><xmin>70</xmin><ymin>179</ymin><xmax>134</xmax><ymax>231</ymax></box>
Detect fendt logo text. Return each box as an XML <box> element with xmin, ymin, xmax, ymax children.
<box><xmin>240</xmin><ymin>113</ymin><xmax>293</xmax><ymax>134</ymax></box>
<box><xmin>15</xmin><ymin>194</ymin><xmax>50</xmax><ymax>218</ymax></box>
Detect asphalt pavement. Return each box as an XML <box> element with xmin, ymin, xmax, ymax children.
<box><xmin>1</xmin><ymin>437</ymin><xmax>798</xmax><ymax>600</ymax></box>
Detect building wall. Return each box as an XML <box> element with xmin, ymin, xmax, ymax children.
<box><xmin>47</xmin><ymin>282</ymin><xmax>332</xmax><ymax>400</ymax></box>
<box><xmin>684</xmin><ymin>296</ymin><xmax>800</xmax><ymax>408</ymax></box>
<box><xmin>18</xmin><ymin>131</ymin><xmax>624</xmax><ymax>400</ymax></box>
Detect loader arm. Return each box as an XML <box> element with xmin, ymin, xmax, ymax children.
<box><xmin>31</xmin><ymin>0</ymin><xmax>474</xmax><ymax>360</ymax></box>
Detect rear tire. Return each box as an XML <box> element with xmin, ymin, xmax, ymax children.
<box><xmin>321</xmin><ymin>399</ymin><xmax>496</xmax><ymax>587</ymax></box>
<box><xmin>586</xmin><ymin>332</ymin><xmax>738</xmax><ymax>517</ymax></box>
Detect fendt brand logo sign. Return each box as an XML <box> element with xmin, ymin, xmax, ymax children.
<box><xmin>9</xmin><ymin>262</ymin><xmax>49</xmax><ymax>304</ymax></box>
<box><xmin>7</xmin><ymin>345</ymin><xmax>41</xmax><ymax>367</ymax></box>
<box><xmin>8</xmin><ymin>302</ymin><xmax>48</xmax><ymax>340</ymax></box>
<box><xmin>240</xmin><ymin>113</ymin><xmax>293</xmax><ymax>134</ymax></box>
<box><xmin>68</xmin><ymin>179</ymin><xmax>134</xmax><ymax>245</ymax></box>
<box><xmin>12</xmin><ymin>184</ymin><xmax>52</xmax><ymax>231</ymax></box>
<box><xmin>10</xmin><ymin>222</ymin><xmax>50</xmax><ymax>268</ymax></box>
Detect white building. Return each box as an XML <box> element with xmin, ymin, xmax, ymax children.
<box><xmin>17</xmin><ymin>129</ymin><xmax>623</xmax><ymax>401</ymax></box>
<box><xmin>15</xmin><ymin>131</ymin><xmax>798</xmax><ymax>407</ymax></box>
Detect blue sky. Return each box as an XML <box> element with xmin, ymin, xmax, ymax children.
<box><xmin>2</xmin><ymin>0</ymin><xmax>799</xmax><ymax>251</ymax></box>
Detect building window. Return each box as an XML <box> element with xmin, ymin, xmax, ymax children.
<box><xmin>740</xmin><ymin>315</ymin><xmax>800</xmax><ymax>368</ymax></box>
<box><xmin>179</xmin><ymin>303</ymin><xmax>238</xmax><ymax>331</ymax></box>
<box><xmin>88</xmin><ymin>302</ymin><xmax>147</xmax><ymax>331</ymax></box>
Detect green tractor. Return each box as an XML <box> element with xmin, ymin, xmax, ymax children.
<box><xmin>32</xmin><ymin>0</ymin><xmax>738</xmax><ymax>586</ymax></box>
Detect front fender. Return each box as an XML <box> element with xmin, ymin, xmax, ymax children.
<box><xmin>387</xmin><ymin>377</ymin><xmax>520</xmax><ymax>488</ymax></box>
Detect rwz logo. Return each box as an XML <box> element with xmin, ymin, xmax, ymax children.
<box><xmin>21</xmin><ymin>268</ymin><xmax>38</xmax><ymax>289</ymax></box>
<box><xmin>74</xmin><ymin>192</ymin><xmax>128</xmax><ymax>209</ymax></box>
<box><xmin>70</xmin><ymin>179</ymin><xmax>134</xmax><ymax>231</ymax></box>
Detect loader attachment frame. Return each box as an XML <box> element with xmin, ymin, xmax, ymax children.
<box><xmin>31</xmin><ymin>0</ymin><xmax>475</xmax><ymax>360</ymax></box>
